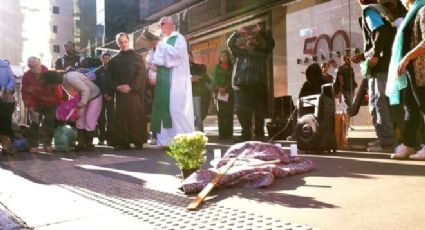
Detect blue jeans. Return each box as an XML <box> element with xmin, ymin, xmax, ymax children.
<box><xmin>368</xmin><ymin>72</ymin><xmax>396</xmax><ymax>146</ymax></box>
<box><xmin>342</xmin><ymin>90</ymin><xmax>353</xmax><ymax>113</ymax></box>
<box><xmin>402</xmin><ymin>71</ymin><xmax>425</xmax><ymax>148</ymax></box>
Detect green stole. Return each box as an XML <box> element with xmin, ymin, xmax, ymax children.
<box><xmin>151</xmin><ymin>35</ymin><xmax>177</xmax><ymax>133</ymax></box>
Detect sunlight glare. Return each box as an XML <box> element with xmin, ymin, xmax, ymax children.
<box><xmin>20</xmin><ymin>0</ymin><xmax>52</xmax><ymax>66</ymax></box>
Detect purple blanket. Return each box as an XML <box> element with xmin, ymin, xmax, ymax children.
<box><xmin>180</xmin><ymin>141</ymin><xmax>315</xmax><ymax>193</ymax></box>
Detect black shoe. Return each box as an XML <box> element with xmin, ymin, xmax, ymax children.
<box><xmin>1</xmin><ymin>149</ymin><xmax>15</xmax><ymax>156</ymax></box>
<box><xmin>233</xmin><ymin>136</ymin><xmax>251</xmax><ymax>143</ymax></box>
<box><xmin>134</xmin><ymin>144</ymin><xmax>144</xmax><ymax>150</ymax></box>
<box><xmin>219</xmin><ymin>136</ymin><xmax>232</xmax><ymax>140</ymax></box>
<box><xmin>75</xmin><ymin>143</ymin><xmax>86</xmax><ymax>152</ymax></box>
<box><xmin>85</xmin><ymin>144</ymin><xmax>95</xmax><ymax>151</ymax></box>
<box><xmin>114</xmin><ymin>145</ymin><xmax>131</xmax><ymax>150</ymax></box>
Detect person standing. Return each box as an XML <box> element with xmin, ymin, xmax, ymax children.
<box><xmin>227</xmin><ymin>24</ymin><xmax>275</xmax><ymax>142</ymax></box>
<box><xmin>143</xmin><ymin>29</ymin><xmax>160</xmax><ymax>145</ymax></box>
<box><xmin>95</xmin><ymin>53</ymin><xmax>114</xmax><ymax>146</ymax></box>
<box><xmin>21</xmin><ymin>57</ymin><xmax>62</xmax><ymax>153</ymax></box>
<box><xmin>336</xmin><ymin>55</ymin><xmax>357</xmax><ymax>112</ymax></box>
<box><xmin>351</xmin><ymin>0</ymin><xmax>398</xmax><ymax>152</ymax></box>
<box><xmin>107</xmin><ymin>32</ymin><xmax>147</xmax><ymax>150</ymax></box>
<box><xmin>0</xmin><ymin>59</ymin><xmax>16</xmax><ymax>155</ymax></box>
<box><xmin>55</xmin><ymin>41</ymin><xmax>83</xmax><ymax>70</ymax></box>
<box><xmin>213</xmin><ymin>50</ymin><xmax>234</xmax><ymax>139</ymax></box>
<box><xmin>151</xmin><ymin>16</ymin><xmax>195</xmax><ymax>147</ymax></box>
<box><xmin>189</xmin><ymin>52</ymin><xmax>211</xmax><ymax>131</ymax></box>
<box><xmin>388</xmin><ymin>0</ymin><xmax>425</xmax><ymax>160</ymax></box>
<box><xmin>321</xmin><ymin>62</ymin><xmax>334</xmax><ymax>84</ymax></box>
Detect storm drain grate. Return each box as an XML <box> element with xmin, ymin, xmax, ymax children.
<box><xmin>62</xmin><ymin>185</ymin><xmax>316</xmax><ymax>230</ymax></box>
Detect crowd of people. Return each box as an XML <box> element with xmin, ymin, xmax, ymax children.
<box><xmin>297</xmin><ymin>0</ymin><xmax>425</xmax><ymax>160</ymax></box>
<box><xmin>1</xmin><ymin>0</ymin><xmax>425</xmax><ymax>161</ymax></box>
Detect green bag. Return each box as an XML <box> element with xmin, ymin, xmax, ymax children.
<box><xmin>54</xmin><ymin>125</ymin><xmax>77</xmax><ymax>152</ymax></box>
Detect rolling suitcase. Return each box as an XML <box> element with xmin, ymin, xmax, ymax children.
<box><xmin>296</xmin><ymin>84</ymin><xmax>337</xmax><ymax>153</ymax></box>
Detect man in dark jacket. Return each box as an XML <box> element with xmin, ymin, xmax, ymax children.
<box><xmin>55</xmin><ymin>41</ymin><xmax>83</xmax><ymax>70</ymax></box>
<box><xmin>189</xmin><ymin>52</ymin><xmax>211</xmax><ymax>131</ymax></box>
<box><xmin>351</xmin><ymin>0</ymin><xmax>399</xmax><ymax>152</ymax></box>
<box><xmin>336</xmin><ymin>55</ymin><xmax>357</xmax><ymax>112</ymax></box>
<box><xmin>95</xmin><ymin>53</ymin><xmax>114</xmax><ymax>145</ymax></box>
<box><xmin>228</xmin><ymin>24</ymin><xmax>275</xmax><ymax>141</ymax></box>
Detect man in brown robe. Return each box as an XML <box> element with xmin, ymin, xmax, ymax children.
<box><xmin>107</xmin><ymin>32</ymin><xmax>147</xmax><ymax>149</ymax></box>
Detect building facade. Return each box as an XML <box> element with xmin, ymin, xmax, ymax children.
<box><xmin>0</xmin><ymin>0</ymin><xmax>99</xmax><ymax>69</ymax></box>
<box><xmin>129</xmin><ymin>0</ymin><xmax>368</xmax><ymax>121</ymax></box>
<box><xmin>74</xmin><ymin>0</ymin><xmax>97</xmax><ymax>56</ymax></box>
<box><xmin>0</xmin><ymin>0</ymin><xmax>74</xmax><ymax>68</ymax></box>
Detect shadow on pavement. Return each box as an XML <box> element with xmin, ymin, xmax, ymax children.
<box><xmin>1</xmin><ymin>143</ymin><xmax>424</xmax><ymax>212</ymax></box>
<box><xmin>304</xmin><ymin>153</ymin><xmax>425</xmax><ymax>178</ymax></box>
<box><xmin>197</xmin><ymin>175</ymin><xmax>340</xmax><ymax>210</ymax></box>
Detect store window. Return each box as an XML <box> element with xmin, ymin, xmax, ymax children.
<box><xmin>52</xmin><ymin>6</ymin><xmax>60</xmax><ymax>14</ymax></box>
<box><xmin>53</xmin><ymin>45</ymin><xmax>60</xmax><ymax>53</ymax></box>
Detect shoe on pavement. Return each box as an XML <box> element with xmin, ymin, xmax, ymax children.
<box><xmin>30</xmin><ymin>147</ymin><xmax>39</xmax><ymax>153</ymax></box>
<box><xmin>149</xmin><ymin>139</ymin><xmax>157</xmax><ymax>145</ymax></box>
<box><xmin>368</xmin><ymin>140</ymin><xmax>380</xmax><ymax>147</ymax></box>
<box><xmin>367</xmin><ymin>144</ymin><xmax>395</xmax><ymax>153</ymax></box>
<box><xmin>391</xmin><ymin>144</ymin><xmax>415</xmax><ymax>159</ymax></box>
<box><xmin>44</xmin><ymin>145</ymin><xmax>53</xmax><ymax>153</ymax></box>
<box><xmin>1</xmin><ymin>149</ymin><xmax>15</xmax><ymax>155</ymax></box>
<box><xmin>409</xmin><ymin>146</ymin><xmax>425</xmax><ymax>160</ymax></box>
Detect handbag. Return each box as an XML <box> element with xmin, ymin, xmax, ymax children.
<box><xmin>56</xmin><ymin>95</ymin><xmax>80</xmax><ymax>122</ymax></box>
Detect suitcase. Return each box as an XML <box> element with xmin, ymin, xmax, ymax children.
<box><xmin>296</xmin><ymin>84</ymin><xmax>337</xmax><ymax>153</ymax></box>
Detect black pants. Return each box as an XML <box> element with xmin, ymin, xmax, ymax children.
<box><xmin>97</xmin><ymin>98</ymin><xmax>114</xmax><ymax>142</ymax></box>
<box><xmin>402</xmin><ymin>71</ymin><xmax>425</xmax><ymax>148</ymax></box>
<box><xmin>0</xmin><ymin>101</ymin><xmax>14</xmax><ymax>136</ymax></box>
<box><xmin>235</xmin><ymin>85</ymin><xmax>267</xmax><ymax>140</ymax></box>
<box><xmin>28</xmin><ymin>107</ymin><xmax>57</xmax><ymax>147</ymax></box>
<box><xmin>217</xmin><ymin>94</ymin><xmax>234</xmax><ymax>138</ymax></box>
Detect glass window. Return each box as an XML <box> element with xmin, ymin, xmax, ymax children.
<box><xmin>52</xmin><ymin>6</ymin><xmax>60</xmax><ymax>14</ymax></box>
<box><xmin>53</xmin><ymin>45</ymin><xmax>60</xmax><ymax>53</ymax></box>
<box><xmin>52</xmin><ymin>25</ymin><xmax>58</xmax><ymax>33</ymax></box>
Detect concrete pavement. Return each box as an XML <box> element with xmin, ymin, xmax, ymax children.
<box><xmin>0</xmin><ymin>202</ymin><xmax>23</xmax><ymax>230</ymax></box>
<box><xmin>0</xmin><ymin>142</ymin><xmax>424</xmax><ymax>229</ymax></box>
<box><xmin>0</xmin><ymin>115</ymin><xmax>425</xmax><ymax>229</ymax></box>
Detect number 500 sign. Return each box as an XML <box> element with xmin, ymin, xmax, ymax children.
<box><xmin>303</xmin><ymin>30</ymin><xmax>351</xmax><ymax>56</ymax></box>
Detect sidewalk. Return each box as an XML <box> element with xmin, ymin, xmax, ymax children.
<box><xmin>0</xmin><ymin>202</ymin><xmax>23</xmax><ymax>230</ymax></box>
<box><xmin>0</xmin><ymin>164</ymin><xmax>149</xmax><ymax>230</ymax></box>
<box><xmin>0</xmin><ymin>146</ymin><xmax>312</xmax><ymax>230</ymax></box>
<box><xmin>0</xmin><ymin>116</ymin><xmax>424</xmax><ymax>229</ymax></box>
